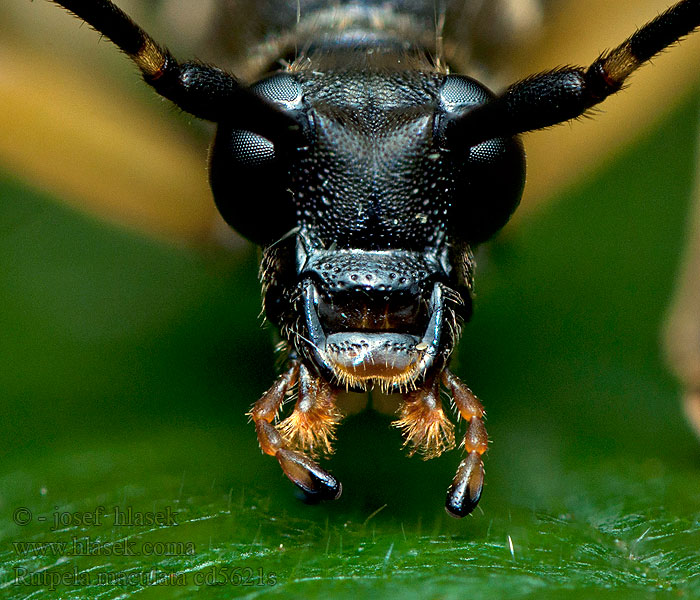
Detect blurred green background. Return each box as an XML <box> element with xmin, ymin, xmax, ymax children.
<box><xmin>1</xmin><ymin>1</ymin><xmax>700</xmax><ymax>596</ymax></box>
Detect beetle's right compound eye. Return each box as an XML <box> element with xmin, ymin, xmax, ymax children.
<box><xmin>209</xmin><ymin>74</ymin><xmax>303</xmax><ymax>245</ymax></box>
<box><xmin>251</xmin><ymin>73</ymin><xmax>305</xmax><ymax>112</ymax></box>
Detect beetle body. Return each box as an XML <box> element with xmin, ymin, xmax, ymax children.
<box><xmin>32</xmin><ymin>0</ymin><xmax>700</xmax><ymax>516</ymax></box>
<box><xmin>217</xmin><ymin>4</ymin><xmax>524</xmax><ymax>516</ymax></box>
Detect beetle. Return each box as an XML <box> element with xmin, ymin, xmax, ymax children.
<box><xmin>18</xmin><ymin>0</ymin><xmax>700</xmax><ymax>517</ymax></box>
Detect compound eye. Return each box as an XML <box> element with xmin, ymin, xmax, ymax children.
<box><xmin>439</xmin><ymin>75</ymin><xmax>493</xmax><ymax>112</ymax></box>
<box><xmin>438</xmin><ymin>75</ymin><xmax>526</xmax><ymax>244</ymax></box>
<box><xmin>209</xmin><ymin>74</ymin><xmax>303</xmax><ymax>245</ymax></box>
<box><xmin>250</xmin><ymin>73</ymin><xmax>304</xmax><ymax>110</ymax></box>
<box><xmin>231</xmin><ymin>130</ymin><xmax>275</xmax><ymax>166</ymax></box>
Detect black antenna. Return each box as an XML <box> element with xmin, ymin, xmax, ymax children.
<box><xmin>51</xmin><ymin>0</ymin><xmax>302</xmax><ymax>145</ymax></box>
<box><xmin>442</xmin><ymin>0</ymin><xmax>700</xmax><ymax>149</ymax></box>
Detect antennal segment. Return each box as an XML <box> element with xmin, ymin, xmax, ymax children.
<box><xmin>442</xmin><ymin>0</ymin><xmax>700</xmax><ymax>149</ymax></box>
<box><xmin>50</xmin><ymin>0</ymin><xmax>301</xmax><ymax>144</ymax></box>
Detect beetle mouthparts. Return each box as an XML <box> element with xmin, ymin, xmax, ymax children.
<box><xmin>303</xmin><ymin>281</ymin><xmax>445</xmax><ymax>391</ymax></box>
<box><xmin>326</xmin><ymin>331</ymin><xmax>424</xmax><ymax>380</ymax></box>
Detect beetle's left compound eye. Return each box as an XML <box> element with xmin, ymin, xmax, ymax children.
<box><xmin>209</xmin><ymin>73</ymin><xmax>304</xmax><ymax>245</ymax></box>
<box><xmin>438</xmin><ymin>75</ymin><xmax>526</xmax><ymax>244</ymax></box>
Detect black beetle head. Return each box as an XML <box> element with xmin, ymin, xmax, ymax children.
<box><xmin>210</xmin><ymin>67</ymin><xmax>525</xmax><ymax>389</ymax></box>
<box><xmin>210</xmin><ymin>71</ymin><xmax>525</xmax><ymax>247</ymax></box>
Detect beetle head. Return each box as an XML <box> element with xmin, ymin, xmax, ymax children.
<box><xmin>209</xmin><ymin>62</ymin><xmax>525</xmax><ymax>390</ymax></box>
